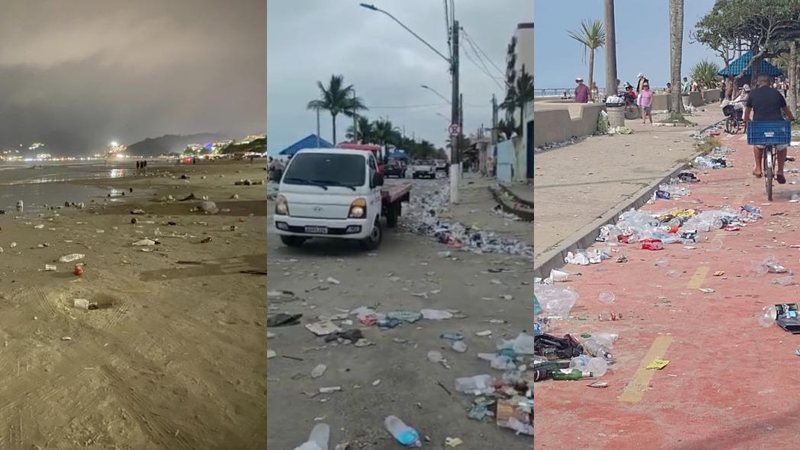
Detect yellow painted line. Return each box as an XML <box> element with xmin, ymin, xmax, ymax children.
<box><xmin>618</xmin><ymin>335</ymin><xmax>674</xmax><ymax>403</ymax></box>
<box><xmin>686</xmin><ymin>266</ymin><xmax>710</xmax><ymax>289</ymax></box>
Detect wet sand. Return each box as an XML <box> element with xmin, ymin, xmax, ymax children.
<box><xmin>0</xmin><ymin>160</ymin><xmax>267</xmax><ymax>448</ymax></box>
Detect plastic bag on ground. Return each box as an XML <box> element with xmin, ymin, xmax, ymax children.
<box><xmin>534</xmin><ymin>284</ymin><xmax>579</xmax><ymax>319</ymax></box>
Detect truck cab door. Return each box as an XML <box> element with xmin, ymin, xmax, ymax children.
<box><xmin>367</xmin><ymin>155</ymin><xmax>383</xmax><ymax>216</ymax></box>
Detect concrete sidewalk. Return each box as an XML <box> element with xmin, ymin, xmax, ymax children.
<box><xmin>535</xmin><ymin>130</ymin><xmax>800</xmax><ymax>449</ymax></box>
<box><xmin>533</xmin><ymin>109</ymin><xmax>721</xmax><ymax>274</ymax></box>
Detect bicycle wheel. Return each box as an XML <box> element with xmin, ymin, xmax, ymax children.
<box><xmin>725</xmin><ymin>118</ymin><xmax>733</xmax><ymax>134</ymax></box>
<box><xmin>764</xmin><ymin>146</ymin><xmax>774</xmax><ymax>201</ymax></box>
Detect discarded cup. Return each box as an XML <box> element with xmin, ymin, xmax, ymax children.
<box><xmin>294</xmin><ymin>423</ymin><xmax>330</xmax><ymax>450</ymax></box>
<box><xmin>549</xmin><ymin>269</ymin><xmax>569</xmax><ymax>282</ymax></box>
<box><xmin>758</xmin><ymin>305</ymin><xmax>778</xmax><ymax>328</ymax></box>
<box><xmin>451</xmin><ymin>341</ymin><xmax>467</xmax><ymax>353</ymax></box>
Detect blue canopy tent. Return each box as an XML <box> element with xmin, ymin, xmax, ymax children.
<box><xmin>718</xmin><ymin>51</ymin><xmax>783</xmax><ymax>77</ymax></box>
<box><xmin>386</xmin><ymin>149</ymin><xmax>409</xmax><ymax>161</ymax></box>
<box><xmin>277</xmin><ymin>134</ymin><xmax>332</xmax><ymax>156</ymax></box>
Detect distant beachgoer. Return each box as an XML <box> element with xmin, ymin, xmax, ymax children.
<box><xmin>637</xmin><ymin>82</ymin><xmax>654</xmax><ymax>125</ymax></box>
<box><xmin>636</xmin><ymin>73</ymin><xmax>649</xmax><ymax>94</ymax></box>
<box><xmin>681</xmin><ymin>77</ymin><xmax>692</xmax><ymax>107</ymax></box>
<box><xmin>719</xmin><ymin>80</ymin><xmax>726</xmax><ymax>102</ymax></box>
<box><xmin>590</xmin><ymin>81</ymin><xmax>599</xmax><ymax>102</ymax></box>
<box><xmin>574</xmin><ymin>77</ymin><xmax>589</xmax><ymax>103</ymax></box>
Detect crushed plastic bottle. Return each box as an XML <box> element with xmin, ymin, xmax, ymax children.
<box><xmin>294</xmin><ymin>423</ymin><xmax>330</xmax><ymax>450</ymax></box>
<box><xmin>512</xmin><ymin>333</ymin><xmax>535</xmax><ymax>355</ymax></box>
<box><xmin>454</xmin><ymin>374</ymin><xmax>495</xmax><ymax>395</ymax></box>
<box><xmin>582</xmin><ymin>337</ymin><xmax>614</xmax><ymax>361</ymax></box>
<box><xmin>758</xmin><ymin>305</ymin><xmax>778</xmax><ymax>328</ymax></box>
<box><xmin>598</xmin><ymin>292</ymin><xmax>616</xmax><ymax>304</ymax></box>
<box><xmin>384</xmin><ymin>415</ymin><xmax>422</xmax><ymax>448</ymax></box>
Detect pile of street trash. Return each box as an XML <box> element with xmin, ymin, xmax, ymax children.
<box><xmin>402</xmin><ymin>182</ymin><xmax>534</xmax><ymax>259</ymax></box>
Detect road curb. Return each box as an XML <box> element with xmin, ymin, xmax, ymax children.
<box><xmin>488</xmin><ymin>186</ymin><xmax>534</xmax><ymax>222</ymax></box>
<box><xmin>533</xmin><ymin>119</ymin><xmax>724</xmax><ymax>279</ymax></box>
<box><xmin>497</xmin><ymin>184</ymin><xmax>534</xmax><ymax>208</ymax></box>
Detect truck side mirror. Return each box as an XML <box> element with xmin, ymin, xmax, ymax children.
<box><xmin>373</xmin><ymin>172</ymin><xmax>384</xmax><ymax>187</ymax></box>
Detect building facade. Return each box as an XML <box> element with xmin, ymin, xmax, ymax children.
<box><xmin>505</xmin><ymin>22</ymin><xmax>534</xmax><ymax>181</ymax></box>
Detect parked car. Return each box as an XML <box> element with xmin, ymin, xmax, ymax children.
<box><xmin>384</xmin><ymin>158</ymin><xmax>406</xmax><ymax>178</ymax></box>
<box><xmin>412</xmin><ymin>160</ymin><xmax>436</xmax><ymax>179</ymax></box>
<box><xmin>435</xmin><ymin>160</ymin><xmax>449</xmax><ymax>176</ymax></box>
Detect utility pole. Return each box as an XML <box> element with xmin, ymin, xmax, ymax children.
<box><xmin>603</xmin><ymin>0</ymin><xmax>617</xmax><ymax>99</ymax></box>
<box><xmin>450</xmin><ymin>19</ymin><xmax>460</xmax><ymax>204</ymax></box>
<box><xmin>316</xmin><ymin>107</ymin><xmax>321</xmax><ymax>147</ymax></box>
<box><xmin>352</xmin><ymin>89</ymin><xmax>358</xmax><ymax>143</ymax></box>
<box><xmin>491</xmin><ymin>94</ymin><xmax>498</xmax><ymax>177</ymax></box>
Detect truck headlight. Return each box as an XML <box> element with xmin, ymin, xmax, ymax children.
<box><xmin>275</xmin><ymin>195</ymin><xmax>289</xmax><ymax>215</ymax></box>
<box><xmin>348</xmin><ymin>198</ymin><xmax>367</xmax><ymax>218</ymax></box>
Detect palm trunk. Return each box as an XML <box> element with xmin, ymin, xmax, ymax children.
<box><xmin>332</xmin><ymin>114</ymin><xmax>337</xmax><ymax>144</ymax></box>
<box><xmin>789</xmin><ymin>41</ymin><xmax>797</xmax><ymax>117</ymax></box>
<box><xmin>669</xmin><ymin>0</ymin><xmax>684</xmax><ymax>115</ymax></box>
<box><xmin>588</xmin><ymin>49</ymin><xmax>595</xmax><ymax>101</ymax></box>
<box><xmin>604</xmin><ymin>0</ymin><xmax>617</xmax><ymax>98</ymax></box>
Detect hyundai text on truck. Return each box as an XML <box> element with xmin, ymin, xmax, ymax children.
<box><xmin>273</xmin><ymin>148</ymin><xmax>411</xmax><ymax>250</ymax></box>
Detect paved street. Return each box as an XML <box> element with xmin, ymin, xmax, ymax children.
<box><xmin>533</xmin><ymin>109</ymin><xmax>721</xmax><ymax>269</ymax></box>
<box><xmin>536</xmin><ymin>130</ymin><xmax>800</xmax><ymax>448</ymax></box>
<box><xmin>266</xmin><ymin>176</ymin><xmax>533</xmax><ymax>448</ymax></box>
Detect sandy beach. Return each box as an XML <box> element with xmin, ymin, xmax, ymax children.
<box><xmin>0</xmin><ymin>160</ymin><xmax>267</xmax><ymax>449</ymax></box>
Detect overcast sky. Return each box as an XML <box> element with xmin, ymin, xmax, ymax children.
<box><xmin>267</xmin><ymin>0</ymin><xmax>531</xmax><ymax>152</ymax></box>
<box><xmin>0</xmin><ymin>0</ymin><xmax>265</xmax><ymax>154</ymax></box>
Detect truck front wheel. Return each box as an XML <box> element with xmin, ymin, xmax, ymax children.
<box><xmin>359</xmin><ymin>219</ymin><xmax>382</xmax><ymax>250</ymax></box>
<box><xmin>280</xmin><ymin>235</ymin><xmax>306</xmax><ymax>247</ymax></box>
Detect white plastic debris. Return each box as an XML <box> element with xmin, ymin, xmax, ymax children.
<box><xmin>58</xmin><ymin>253</ymin><xmax>84</xmax><ymax>263</ymax></box>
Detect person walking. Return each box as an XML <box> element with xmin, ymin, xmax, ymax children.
<box><xmin>590</xmin><ymin>81</ymin><xmax>599</xmax><ymax>102</ymax></box>
<box><xmin>637</xmin><ymin>82</ymin><xmax>654</xmax><ymax>125</ymax></box>
<box><xmin>681</xmin><ymin>76</ymin><xmax>692</xmax><ymax>108</ymax></box>
<box><xmin>636</xmin><ymin>73</ymin><xmax>649</xmax><ymax>94</ymax></box>
<box><xmin>574</xmin><ymin>77</ymin><xmax>589</xmax><ymax>103</ymax></box>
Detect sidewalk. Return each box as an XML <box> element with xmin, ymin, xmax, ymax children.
<box><xmin>446</xmin><ymin>174</ymin><xmax>533</xmax><ymax>246</ymax></box>
<box><xmin>533</xmin><ymin>109</ymin><xmax>721</xmax><ymax>274</ymax></box>
<box><xmin>535</xmin><ymin>131</ymin><xmax>800</xmax><ymax>449</ymax></box>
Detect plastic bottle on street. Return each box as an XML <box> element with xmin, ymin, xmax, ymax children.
<box><xmin>550</xmin><ymin>369</ymin><xmax>592</xmax><ymax>381</ymax></box>
<box><xmin>512</xmin><ymin>333</ymin><xmax>535</xmax><ymax>355</ymax></box>
<box><xmin>294</xmin><ymin>423</ymin><xmax>330</xmax><ymax>450</ymax></box>
<box><xmin>582</xmin><ymin>337</ymin><xmax>614</xmax><ymax>361</ymax></box>
<box><xmin>586</xmin><ymin>357</ymin><xmax>609</xmax><ymax>377</ymax></box>
<box><xmin>384</xmin><ymin>415</ymin><xmax>422</xmax><ymax>448</ymax></box>
<box><xmin>454</xmin><ymin>374</ymin><xmax>494</xmax><ymax>395</ymax></box>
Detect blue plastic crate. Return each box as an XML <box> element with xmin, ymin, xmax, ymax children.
<box><xmin>746</xmin><ymin>121</ymin><xmax>792</xmax><ymax>146</ymax></box>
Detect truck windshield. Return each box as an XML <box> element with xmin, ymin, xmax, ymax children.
<box><xmin>283</xmin><ymin>153</ymin><xmax>366</xmax><ymax>188</ymax></box>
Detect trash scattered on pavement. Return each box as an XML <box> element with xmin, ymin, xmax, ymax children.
<box><xmin>384</xmin><ymin>415</ymin><xmax>422</xmax><ymax>448</ymax></box>
<box><xmin>305</xmin><ymin>320</ymin><xmax>342</xmax><ymax>336</ymax></box>
<box><xmin>267</xmin><ymin>313</ymin><xmax>302</xmax><ymax>327</ymax></box>
<box><xmin>58</xmin><ymin>253</ymin><xmax>84</xmax><ymax>263</ymax></box>
<box><xmin>311</xmin><ymin>364</ymin><xmax>327</xmax><ymax>379</ymax></box>
<box><xmin>267</xmin><ymin>350</ymin><xmax>277</xmax><ymax>359</ymax></box>
<box><xmin>294</xmin><ymin>423</ymin><xmax>329</xmax><ymax>450</ymax></box>
<box><xmin>646</xmin><ymin>359</ymin><xmax>670</xmax><ymax>370</ymax></box>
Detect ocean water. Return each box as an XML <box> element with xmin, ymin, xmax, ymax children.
<box><xmin>0</xmin><ymin>160</ymin><xmax>163</xmax><ymax>213</ymax></box>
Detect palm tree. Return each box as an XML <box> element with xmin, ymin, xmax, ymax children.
<box><xmin>669</xmin><ymin>0</ymin><xmax>684</xmax><ymax>115</ymax></box>
<box><xmin>690</xmin><ymin>60</ymin><xmax>721</xmax><ymax>90</ymax></box>
<box><xmin>373</xmin><ymin>119</ymin><xmax>401</xmax><ymax>148</ymax></box>
<box><xmin>307</xmin><ymin>75</ymin><xmax>367</xmax><ymax>144</ymax></box>
<box><xmin>604</xmin><ymin>0</ymin><xmax>618</xmax><ymax>98</ymax></box>
<box><xmin>346</xmin><ymin>117</ymin><xmax>374</xmax><ymax>143</ymax></box>
<box><xmin>502</xmin><ymin>68</ymin><xmax>534</xmax><ymax>135</ymax></box>
<box><xmin>567</xmin><ymin>19</ymin><xmax>605</xmax><ymax>96</ymax></box>
<box><xmin>496</xmin><ymin>116</ymin><xmax>517</xmax><ymax>140</ymax></box>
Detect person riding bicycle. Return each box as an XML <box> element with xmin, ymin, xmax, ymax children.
<box><xmin>744</xmin><ymin>75</ymin><xmax>795</xmax><ymax>182</ymax></box>
<box><xmin>722</xmin><ymin>85</ymin><xmax>749</xmax><ymax>121</ymax></box>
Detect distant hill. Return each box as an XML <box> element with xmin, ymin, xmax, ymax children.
<box><xmin>127</xmin><ymin>133</ymin><xmax>226</xmax><ymax>157</ymax></box>
<box><xmin>221</xmin><ymin>137</ymin><xmax>266</xmax><ymax>154</ymax></box>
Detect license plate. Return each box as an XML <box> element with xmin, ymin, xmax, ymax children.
<box><xmin>304</xmin><ymin>226</ymin><xmax>328</xmax><ymax>234</ymax></box>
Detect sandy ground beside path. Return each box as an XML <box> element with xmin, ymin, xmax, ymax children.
<box><xmin>265</xmin><ymin>178</ymin><xmax>533</xmax><ymax>448</ymax></box>
<box><xmin>0</xmin><ymin>160</ymin><xmax>267</xmax><ymax>449</ymax></box>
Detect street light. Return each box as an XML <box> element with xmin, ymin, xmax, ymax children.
<box><xmin>421</xmin><ymin>84</ymin><xmax>451</xmax><ymax>104</ymax></box>
<box><xmin>361</xmin><ymin>3</ymin><xmax>462</xmax><ymax>204</ymax></box>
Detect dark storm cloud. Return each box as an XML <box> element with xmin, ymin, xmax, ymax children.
<box><xmin>0</xmin><ymin>0</ymin><xmax>265</xmax><ymax>154</ymax></box>
<box><xmin>267</xmin><ymin>0</ymin><xmax>531</xmax><ymax>152</ymax></box>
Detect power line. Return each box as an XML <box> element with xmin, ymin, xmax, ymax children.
<box><xmin>464</xmin><ymin>37</ymin><xmax>502</xmax><ymax>88</ymax></box>
<box><xmin>366</xmin><ymin>103</ymin><xmax>449</xmax><ymax>110</ymax></box>
<box><xmin>461</xmin><ymin>28</ymin><xmax>505</xmax><ymax>78</ymax></box>
<box><xmin>462</xmin><ymin>42</ymin><xmax>505</xmax><ymax>90</ymax></box>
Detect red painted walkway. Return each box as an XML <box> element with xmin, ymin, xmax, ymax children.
<box><xmin>535</xmin><ymin>131</ymin><xmax>800</xmax><ymax>450</ymax></box>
